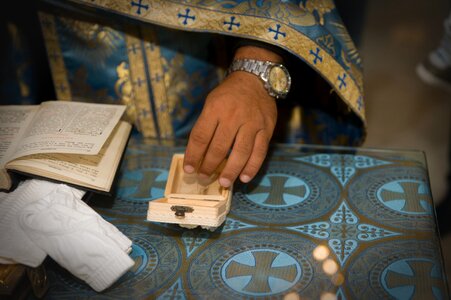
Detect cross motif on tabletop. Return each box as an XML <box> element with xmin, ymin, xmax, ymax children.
<box><xmin>385</xmin><ymin>260</ymin><xmax>444</xmax><ymax>299</ymax></box>
<box><xmin>178</xmin><ymin>8</ymin><xmax>196</xmax><ymax>25</ymax></box>
<box><xmin>224</xmin><ymin>16</ymin><xmax>240</xmax><ymax>31</ymax></box>
<box><xmin>131</xmin><ymin>0</ymin><xmax>149</xmax><ymax>15</ymax></box>
<box><xmin>268</xmin><ymin>24</ymin><xmax>286</xmax><ymax>40</ymax></box>
<box><xmin>309</xmin><ymin>48</ymin><xmax>323</xmax><ymax>64</ymax></box>
<box><xmin>379</xmin><ymin>181</ymin><xmax>431</xmax><ymax>213</ymax></box>
<box><xmin>247</xmin><ymin>175</ymin><xmax>306</xmax><ymax>206</ymax></box>
<box><xmin>337</xmin><ymin>73</ymin><xmax>347</xmax><ymax>89</ymax></box>
<box><xmin>225</xmin><ymin>251</ymin><xmax>298</xmax><ymax>293</ymax></box>
<box><xmin>128</xmin><ymin>43</ymin><xmax>140</xmax><ymax>55</ymax></box>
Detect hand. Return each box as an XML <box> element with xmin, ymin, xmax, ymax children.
<box><xmin>183</xmin><ymin>70</ymin><xmax>277</xmax><ymax>187</ymax></box>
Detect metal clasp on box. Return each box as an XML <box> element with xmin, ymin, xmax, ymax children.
<box><xmin>171</xmin><ymin>206</ymin><xmax>194</xmax><ymax>218</ymax></box>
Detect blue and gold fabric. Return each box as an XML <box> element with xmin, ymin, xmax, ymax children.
<box><xmin>35</xmin><ymin>0</ymin><xmax>366</xmax><ymax>146</ymax></box>
<box><xmin>42</xmin><ymin>137</ymin><xmax>449</xmax><ymax>299</ymax></box>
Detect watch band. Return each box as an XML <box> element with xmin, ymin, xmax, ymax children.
<box><xmin>228</xmin><ymin>59</ymin><xmax>274</xmax><ymax>81</ymax></box>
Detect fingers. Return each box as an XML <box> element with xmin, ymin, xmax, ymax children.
<box><xmin>187</xmin><ymin>119</ymin><xmax>269</xmax><ymax>188</ymax></box>
<box><xmin>238</xmin><ymin>130</ymin><xmax>269</xmax><ymax>183</ymax></box>
<box><xmin>197</xmin><ymin>123</ymin><xmax>237</xmax><ymax>179</ymax></box>
<box><xmin>187</xmin><ymin>118</ymin><xmax>271</xmax><ymax>188</ymax></box>
<box><xmin>218</xmin><ymin>125</ymin><xmax>258</xmax><ymax>187</ymax></box>
<box><xmin>184</xmin><ymin>111</ymin><xmax>218</xmax><ymax>173</ymax></box>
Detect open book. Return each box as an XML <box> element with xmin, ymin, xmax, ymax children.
<box><xmin>0</xmin><ymin>101</ymin><xmax>132</xmax><ymax>193</ymax></box>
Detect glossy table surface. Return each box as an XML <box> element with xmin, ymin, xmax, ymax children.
<box><xmin>43</xmin><ymin>136</ymin><xmax>449</xmax><ymax>299</ymax></box>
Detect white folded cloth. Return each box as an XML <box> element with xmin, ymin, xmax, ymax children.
<box><xmin>0</xmin><ymin>180</ymin><xmax>50</xmax><ymax>266</ymax></box>
<box><xmin>0</xmin><ymin>179</ymin><xmax>134</xmax><ymax>292</ymax></box>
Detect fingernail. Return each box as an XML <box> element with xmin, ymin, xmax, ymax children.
<box><xmin>184</xmin><ymin>165</ymin><xmax>195</xmax><ymax>173</ymax></box>
<box><xmin>219</xmin><ymin>177</ymin><xmax>231</xmax><ymax>188</ymax></box>
<box><xmin>240</xmin><ymin>174</ymin><xmax>251</xmax><ymax>183</ymax></box>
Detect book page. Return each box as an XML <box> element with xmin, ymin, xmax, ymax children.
<box><xmin>0</xmin><ymin>106</ymin><xmax>38</xmax><ymax>167</ymax></box>
<box><xmin>6</xmin><ymin>121</ymin><xmax>131</xmax><ymax>192</ymax></box>
<box><xmin>0</xmin><ymin>105</ymin><xmax>38</xmax><ymax>167</ymax></box>
<box><xmin>9</xmin><ymin>101</ymin><xmax>126</xmax><ymax>160</ymax></box>
<box><xmin>0</xmin><ymin>105</ymin><xmax>38</xmax><ymax>190</ymax></box>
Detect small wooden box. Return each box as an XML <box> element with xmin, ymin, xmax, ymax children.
<box><xmin>147</xmin><ymin>154</ymin><xmax>232</xmax><ymax>229</ymax></box>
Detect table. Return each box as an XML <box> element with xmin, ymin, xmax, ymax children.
<box><xmin>42</xmin><ymin>137</ymin><xmax>449</xmax><ymax>299</ymax></box>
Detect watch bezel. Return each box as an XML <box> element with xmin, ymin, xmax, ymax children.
<box><xmin>263</xmin><ymin>64</ymin><xmax>291</xmax><ymax>99</ymax></box>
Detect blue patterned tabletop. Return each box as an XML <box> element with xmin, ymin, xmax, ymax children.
<box><xmin>42</xmin><ymin>137</ymin><xmax>449</xmax><ymax>299</ymax></box>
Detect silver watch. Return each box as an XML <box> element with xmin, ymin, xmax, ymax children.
<box><xmin>228</xmin><ymin>59</ymin><xmax>291</xmax><ymax>99</ymax></box>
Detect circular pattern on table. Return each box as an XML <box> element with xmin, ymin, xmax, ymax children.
<box><xmin>347</xmin><ymin>166</ymin><xmax>434</xmax><ymax>230</ymax></box>
<box><xmin>346</xmin><ymin>240</ymin><xmax>446</xmax><ymax>299</ymax></box>
<box><xmin>231</xmin><ymin>161</ymin><xmax>340</xmax><ymax>225</ymax></box>
<box><xmin>187</xmin><ymin>231</ymin><xmax>332</xmax><ymax>299</ymax></box>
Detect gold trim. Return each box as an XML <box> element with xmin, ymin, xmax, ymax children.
<box><xmin>124</xmin><ymin>27</ymin><xmax>157</xmax><ymax>137</ymax></box>
<box><xmin>38</xmin><ymin>12</ymin><xmax>72</xmax><ymax>101</ymax></box>
<box><xmin>141</xmin><ymin>26</ymin><xmax>174</xmax><ymax>139</ymax></box>
<box><xmin>65</xmin><ymin>0</ymin><xmax>366</xmax><ymax>123</ymax></box>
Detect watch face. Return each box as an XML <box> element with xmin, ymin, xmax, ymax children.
<box><xmin>268</xmin><ymin>65</ymin><xmax>290</xmax><ymax>95</ymax></box>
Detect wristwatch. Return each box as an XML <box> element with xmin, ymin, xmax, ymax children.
<box><xmin>228</xmin><ymin>59</ymin><xmax>291</xmax><ymax>99</ymax></box>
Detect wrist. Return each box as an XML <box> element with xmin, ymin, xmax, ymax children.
<box><xmin>234</xmin><ymin>45</ymin><xmax>283</xmax><ymax>63</ymax></box>
<box><xmin>227</xmin><ymin>71</ymin><xmax>274</xmax><ymax>99</ymax></box>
